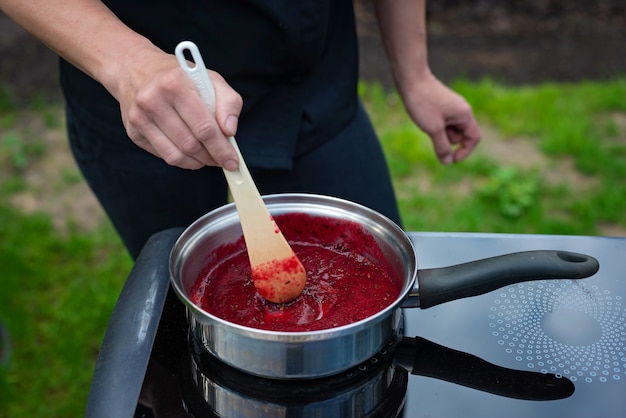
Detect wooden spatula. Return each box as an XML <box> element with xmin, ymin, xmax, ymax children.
<box><xmin>175</xmin><ymin>41</ymin><xmax>306</xmax><ymax>303</ymax></box>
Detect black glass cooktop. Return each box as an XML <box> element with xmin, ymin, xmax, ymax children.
<box><xmin>402</xmin><ymin>232</ymin><xmax>626</xmax><ymax>418</ymax></box>
<box><xmin>86</xmin><ymin>231</ymin><xmax>626</xmax><ymax>418</ymax></box>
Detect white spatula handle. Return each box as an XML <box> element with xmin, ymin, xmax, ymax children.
<box><xmin>175</xmin><ymin>41</ymin><xmax>216</xmax><ymax>114</ymax></box>
<box><xmin>174</xmin><ymin>41</ymin><xmax>285</xmax><ymax>262</ymax></box>
<box><xmin>174</xmin><ymin>41</ymin><xmax>306</xmax><ymax>303</ymax></box>
<box><xmin>175</xmin><ymin>41</ymin><xmax>246</xmax><ymax>183</ymax></box>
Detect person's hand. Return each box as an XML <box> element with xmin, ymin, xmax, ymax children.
<box><xmin>400</xmin><ymin>72</ymin><xmax>481</xmax><ymax>164</ymax></box>
<box><xmin>112</xmin><ymin>47</ymin><xmax>243</xmax><ymax>170</ymax></box>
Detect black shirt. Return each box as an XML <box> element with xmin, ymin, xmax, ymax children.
<box><xmin>60</xmin><ymin>0</ymin><xmax>359</xmax><ymax>170</ymax></box>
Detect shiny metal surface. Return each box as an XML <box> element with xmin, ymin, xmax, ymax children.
<box><xmin>89</xmin><ymin>226</ymin><xmax>625</xmax><ymax>417</ymax></box>
<box><xmin>169</xmin><ymin>193</ymin><xmax>602</xmax><ymax>380</ymax></box>
<box><xmin>185</xmin><ymin>336</ymin><xmax>407</xmax><ymax>418</ymax></box>
<box><xmin>169</xmin><ymin>193</ymin><xmax>417</xmax><ymax>379</ymax></box>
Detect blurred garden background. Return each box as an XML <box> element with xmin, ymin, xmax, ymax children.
<box><xmin>1</xmin><ymin>1</ymin><xmax>625</xmax><ymax>416</ymax></box>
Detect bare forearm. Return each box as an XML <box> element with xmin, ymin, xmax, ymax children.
<box><xmin>0</xmin><ymin>0</ymin><xmax>158</xmax><ymax>99</ymax></box>
<box><xmin>373</xmin><ymin>0</ymin><xmax>430</xmax><ymax>92</ymax></box>
<box><xmin>373</xmin><ymin>0</ymin><xmax>481</xmax><ymax>164</ymax></box>
<box><xmin>1</xmin><ymin>0</ymin><xmax>245</xmax><ymax>170</ymax></box>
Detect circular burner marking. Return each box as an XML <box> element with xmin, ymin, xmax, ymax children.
<box><xmin>541</xmin><ymin>309</ymin><xmax>603</xmax><ymax>346</ymax></box>
<box><xmin>489</xmin><ymin>280</ymin><xmax>626</xmax><ymax>383</ymax></box>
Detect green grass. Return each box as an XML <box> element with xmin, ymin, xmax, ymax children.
<box><xmin>1</xmin><ymin>77</ymin><xmax>625</xmax><ymax>417</ymax></box>
<box><xmin>360</xmin><ymin>77</ymin><xmax>626</xmax><ymax>235</ymax></box>
<box><xmin>0</xmin><ymin>96</ymin><xmax>133</xmax><ymax>417</ymax></box>
<box><xmin>0</xmin><ymin>206</ymin><xmax>132</xmax><ymax>417</ymax></box>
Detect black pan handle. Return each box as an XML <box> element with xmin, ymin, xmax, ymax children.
<box><xmin>415</xmin><ymin>250</ymin><xmax>599</xmax><ymax>309</ymax></box>
<box><xmin>395</xmin><ymin>336</ymin><xmax>575</xmax><ymax>401</ymax></box>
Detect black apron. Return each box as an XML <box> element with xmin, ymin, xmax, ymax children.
<box><xmin>60</xmin><ymin>0</ymin><xmax>359</xmax><ymax>170</ymax></box>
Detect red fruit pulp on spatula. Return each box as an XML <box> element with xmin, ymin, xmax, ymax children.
<box><xmin>251</xmin><ymin>253</ymin><xmax>307</xmax><ymax>303</ymax></box>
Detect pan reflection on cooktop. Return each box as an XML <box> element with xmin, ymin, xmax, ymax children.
<box><xmin>181</xmin><ymin>332</ymin><xmax>574</xmax><ymax>418</ymax></box>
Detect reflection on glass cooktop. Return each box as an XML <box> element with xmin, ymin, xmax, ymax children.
<box><xmin>179</xmin><ymin>233</ymin><xmax>625</xmax><ymax>418</ymax></box>
<box><xmin>181</xmin><ymin>330</ymin><xmax>576</xmax><ymax>417</ymax></box>
<box><xmin>402</xmin><ymin>232</ymin><xmax>626</xmax><ymax>418</ymax></box>
<box><xmin>87</xmin><ymin>230</ymin><xmax>626</xmax><ymax>418</ymax></box>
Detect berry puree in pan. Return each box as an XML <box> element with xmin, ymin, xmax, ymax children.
<box><xmin>189</xmin><ymin>213</ymin><xmax>401</xmax><ymax>332</ymax></box>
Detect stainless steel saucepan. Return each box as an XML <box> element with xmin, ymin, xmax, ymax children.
<box><xmin>169</xmin><ymin>193</ymin><xmax>599</xmax><ymax>379</ymax></box>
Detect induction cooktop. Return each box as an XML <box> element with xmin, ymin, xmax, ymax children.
<box><xmin>85</xmin><ymin>231</ymin><xmax>626</xmax><ymax>418</ymax></box>
<box><xmin>401</xmin><ymin>232</ymin><xmax>626</xmax><ymax>418</ymax></box>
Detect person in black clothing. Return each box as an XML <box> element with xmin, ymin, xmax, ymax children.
<box><xmin>1</xmin><ymin>1</ymin><xmax>482</xmax><ymax>415</ymax></box>
<box><xmin>0</xmin><ymin>0</ymin><xmax>481</xmax><ymax>258</ymax></box>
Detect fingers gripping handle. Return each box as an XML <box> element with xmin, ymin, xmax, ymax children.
<box><xmin>175</xmin><ymin>41</ymin><xmax>216</xmax><ymax>114</ymax></box>
<box><xmin>175</xmin><ymin>41</ymin><xmax>244</xmax><ymax>182</ymax></box>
